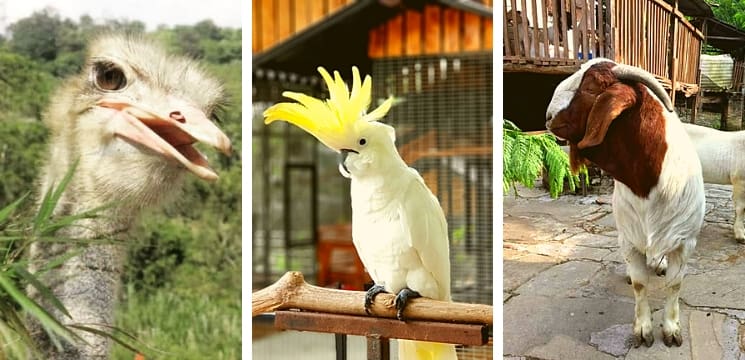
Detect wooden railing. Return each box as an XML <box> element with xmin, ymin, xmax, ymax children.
<box><xmin>504</xmin><ymin>0</ymin><xmax>704</xmax><ymax>96</ymax></box>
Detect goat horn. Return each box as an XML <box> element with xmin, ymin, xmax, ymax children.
<box><xmin>612</xmin><ymin>64</ymin><xmax>674</xmax><ymax>112</ymax></box>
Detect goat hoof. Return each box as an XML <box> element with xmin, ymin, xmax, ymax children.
<box><xmin>736</xmin><ymin>237</ymin><xmax>745</xmax><ymax>245</ymax></box>
<box><xmin>663</xmin><ymin>329</ymin><xmax>683</xmax><ymax>347</ymax></box>
<box><xmin>633</xmin><ymin>330</ymin><xmax>654</xmax><ymax>348</ymax></box>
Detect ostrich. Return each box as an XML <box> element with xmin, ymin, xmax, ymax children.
<box><xmin>27</xmin><ymin>34</ymin><xmax>232</xmax><ymax>359</ymax></box>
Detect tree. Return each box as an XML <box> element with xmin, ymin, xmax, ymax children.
<box><xmin>708</xmin><ymin>0</ymin><xmax>745</xmax><ymax>30</ymax></box>
<box><xmin>8</xmin><ymin>9</ymin><xmax>63</xmax><ymax>61</ymax></box>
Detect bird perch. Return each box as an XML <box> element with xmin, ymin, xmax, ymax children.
<box><xmin>252</xmin><ymin>271</ymin><xmax>493</xmax><ymax>325</ymax></box>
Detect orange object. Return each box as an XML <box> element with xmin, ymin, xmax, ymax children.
<box><xmin>134</xmin><ymin>354</ymin><xmax>145</xmax><ymax>360</ymax></box>
<box><xmin>316</xmin><ymin>223</ymin><xmax>371</xmax><ymax>290</ymax></box>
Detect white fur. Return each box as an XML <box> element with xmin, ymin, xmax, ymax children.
<box><xmin>547</xmin><ymin>59</ymin><xmax>705</xmax><ymax>347</ymax></box>
<box><xmin>683</xmin><ymin>123</ymin><xmax>745</xmax><ymax>242</ymax></box>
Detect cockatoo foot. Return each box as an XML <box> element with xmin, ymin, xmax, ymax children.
<box><xmin>394</xmin><ymin>288</ymin><xmax>421</xmax><ymax>321</ymax></box>
<box><xmin>364</xmin><ymin>284</ymin><xmax>388</xmax><ymax>315</ymax></box>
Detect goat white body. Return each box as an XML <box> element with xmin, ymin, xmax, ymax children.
<box><xmin>546</xmin><ymin>58</ymin><xmax>705</xmax><ymax>347</ymax></box>
<box><xmin>683</xmin><ymin>123</ymin><xmax>745</xmax><ymax>242</ymax></box>
<box><xmin>615</xmin><ymin>102</ymin><xmax>705</xmax><ymax>348</ymax></box>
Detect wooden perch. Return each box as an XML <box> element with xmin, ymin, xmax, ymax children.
<box><xmin>252</xmin><ymin>271</ymin><xmax>493</xmax><ymax>325</ymax></box>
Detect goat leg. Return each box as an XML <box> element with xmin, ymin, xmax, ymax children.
<box><xmin>662</xmin><ymin>250</ymin><xmax>687</xmax><ymax>347</ymax></box>
<box><xmin>733</xmin><ymin>184</ymin><xmax>745</xmax><ymax>243</ymax></box>
<box><xmin>626</xmin><ymin>248</ymin><xmax>654</xmax><ymax>347</ymax></box>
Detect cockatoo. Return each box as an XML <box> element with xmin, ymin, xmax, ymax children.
<box><xmin>264</xmin><ymin>66</ymin><xmax>458</xmax><ymax>360</ymax></box>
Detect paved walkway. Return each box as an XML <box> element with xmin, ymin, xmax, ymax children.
<box><xmin>504</xmin><ymin>184</ymin><xmax>745</xmax><ymax>359</ymax></box>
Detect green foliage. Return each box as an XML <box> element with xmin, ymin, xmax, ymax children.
<box><xmin>503</xmin><ymin>119</ymin><xmax>587</xmax><ymax>198</ymax></box>
<box><xmin>0</xmin><ymin>163</ymin><xmax>142</xmax><ymax>358</ymax></box>
<box><xmin>0</xmin><ymin>50</ymin><xmax>56</xmax><ymax>120</ymax></box>
<box><xmin>0</xmin><ymin>121</ymin><xmax>48</xmax><ymax>206</ymax></box>
<box><xmin>707</xmin><ymin>0</ymin><xmax>745</xmax><ymax>31</ymax></box>
<box><xmin>112</xmin><ymin>285</ymin><xmax>240</xmax><ymax>360</ymax></box>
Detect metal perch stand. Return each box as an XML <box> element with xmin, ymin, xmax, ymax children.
<box><xmin>253</xmin><ymin>271</ymin><xmax>493</xmax><ymax>360</ymax></box>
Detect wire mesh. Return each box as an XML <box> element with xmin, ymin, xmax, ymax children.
<box><xmin>372</xmin><ymin>53</ymin><xmax>494</xmax><ymax>359</ymax></box>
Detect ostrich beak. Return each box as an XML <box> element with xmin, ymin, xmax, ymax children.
<box><xmin>97</xmin><ymin>98</ymin><xmax>232</xmax><ymax>181</ymax></box>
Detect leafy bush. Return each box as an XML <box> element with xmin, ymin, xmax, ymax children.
<box><xmin>503</xmin><ymin>119</ymin><xmax>587</xmax><ymax>198</ymax></box>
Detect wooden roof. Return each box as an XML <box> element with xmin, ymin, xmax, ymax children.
<box><xmin>253</xmin><ymin>0</ymin><xmax>492</xmax><ymax>75</ymax></box>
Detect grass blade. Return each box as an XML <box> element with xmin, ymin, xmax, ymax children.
<box><xmin>0</xmin><ymin>272</ymin><xmax>80</xmax><ymax>346</ymax></box>
<box><xmin>69</xmin><ymin>324</ymin><xmax>142</xmax><ymax>354</ymax></box>
<box><xmin>0</xmin><ymin>193</ymin><xmax>28</xmax><ymax>225</ymax></box>
<box><xmin>12</xmin><ymin>265</ymin><xmax>72</xmax><ymax>319</ymax></box>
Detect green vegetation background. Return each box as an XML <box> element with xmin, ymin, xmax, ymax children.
<box><xmin>0</xmin><ymin>10</ymin><xmax>241</xmax><ymax>359</ymax></box>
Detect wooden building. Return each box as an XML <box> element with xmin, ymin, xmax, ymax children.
<box><xmin>503</xmin><ymin>0</ymin><xmax>712</xmax><ymax>130</ymax></box>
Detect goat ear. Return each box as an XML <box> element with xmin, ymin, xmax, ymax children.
<box><xmin>578</xmin><ymin>82</ymin><xmax>637</xmax><ymax>149</ymax></box>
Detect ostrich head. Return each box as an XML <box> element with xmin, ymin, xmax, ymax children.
<box><xmin>29</xmin><ymin>34</ymin><xmax>233</xmax><ymax>359</ymax></box>
<box><xmin>41</xmin><ymin>34</ymin><xmax>232</xmax><ymax>213</ymax></box>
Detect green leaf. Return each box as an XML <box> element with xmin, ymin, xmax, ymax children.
<box><xmin>0</xmin><ymin>271</ymin><xmax>81</xmax><ymax>347</ymax></box>
<box><xmin>68</xmin><ymin>324</ymin><xmax>142</xmax><ymax>354</ymax></box>
<box><xmin>12</xmin><ymin>265</ymin><xmax>72</xmax><ymax>319</ymax></box>
<box><xmin>34</xmin><ymin>159</ymin><xmax>79</xmax><ymax>233</ymax></box>
<box><xmin>0</xmin><ymin>192</ymin><xmax>28</xmax><ymax>224</ymax></box>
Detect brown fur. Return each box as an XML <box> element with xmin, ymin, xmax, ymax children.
<box><xmin>549</xmin><ymin>63</ymin><xmax>667</xmax><ymax>198</ymax></box>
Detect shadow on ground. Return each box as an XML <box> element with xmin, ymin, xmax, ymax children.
<box><xmin>504</xmin><ymin>184</ymin><xmax>745</xmax><ymax>359</ymax></box>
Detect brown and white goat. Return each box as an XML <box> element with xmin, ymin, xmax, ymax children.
<box><xmin>545</xmin><ymin>59</ymin><xmax>705</xmax><ymax>348</ymax></box>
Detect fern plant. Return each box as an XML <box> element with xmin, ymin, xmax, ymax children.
<box><xmin>0</xmin><ymin>162</ymin><xmax>142</xmax><ymax>358</ymax></box>
<box><xmin>503</xmin><ymin>119</ymin><xmax>588</xmax><ymax>198</ymax></box>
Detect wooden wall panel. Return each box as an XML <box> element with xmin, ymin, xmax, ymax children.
<box><xmin>483</xmin><ymin>18</ymin><xmax>493</xmax><ymax>50</ymax></box>
<box><xmin>252</xmin><ymin>1</ymin><xmax>494</xmax><ymax>57</ymax></box>
<box><xmin>278</xmin><ymin>0</ymin><xmax>293</xmax><ymax>41</ymax></box>
<box><xmin>253</xmin><ymin>0</ymin><xmax>262</xmax><ymax>52</ymax></box>
<box><xmin>294</xmin><ymin>0</ymin><xmax>310</xmax><ymax>34</ymax></box>
<box><xmin>443</xmin><ymin>8</ymin><xmax>461</xmax><ymax>53</ymax></box>
<box><xmin>310</xmin><ymin>0</ymin><xmax>325</xmax><ymax>23</ymax></box>
<box><xmin>260</xmin><ymin>0</ymin><xmax>277</xmax><ymax>53</ymax></box>
<box><xmin>424</xmin><ymin>5</ymin><xmax>443</xmax><ymax>55</ymax></box>
<box><xmin>405</xmin><ymin>10</ymin><xmax>423</xmax><ymax>56</ymax></box>
<box><xmin>370</xmin><ymin>5</ymin><xmax>492</xmax><ymax>59</ymax></box>
<box><xmin>329</xmin><ymin>0</ymin><xmax>346</xmax><ymax>14</ymax></box>
<box><xmin>463</xmin><ymin>12</ymin><xmax>482</xmax><ymax>51</ymax></box>
<box><xmin>387</xmin><ymin>14</ymin><xmax>404</xmax><ymax>57</ymax></box>
<box><xmin>368</xmin><ymin>24</ymin><xmax>386</xmax><ymax>58</ymax></box>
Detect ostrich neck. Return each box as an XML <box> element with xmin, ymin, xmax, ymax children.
<box><xmin>29</xmin><ymin>166</ymin><xmax>143</xmax><ymax>359</ymax></box>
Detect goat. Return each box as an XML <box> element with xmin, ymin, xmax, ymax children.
<box><xmin>683</xmin><ymin>123</ymin><xmax>745</xmax><ymax>243</ymax></box>
<box><xmin>545</xmin><ymin>58</ymin><xmax>705</xmax><ymax>348</ymax></box>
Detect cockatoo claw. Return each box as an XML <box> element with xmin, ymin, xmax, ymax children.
<box><xmin>364</xmin><ymin>284</ymin><xmax>387</xmax><ymax>315</ymax></box>
<box><xmin>394</xmin><ymin>288</ymin><xmax>421</xmax><ymax>321</ymax></box>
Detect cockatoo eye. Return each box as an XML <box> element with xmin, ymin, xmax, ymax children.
<box><xmin>359</xmin><ymin>138</ymin><xmax>367</xmax><ymax>146</ymax></box>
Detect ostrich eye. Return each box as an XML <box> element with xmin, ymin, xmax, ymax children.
<box><xmin>93</xmin><ymin>61</ymin><xmax>127</xmax><ymax>91</ymax></box>
<box><xmin>359</xmin><ymin>138</ymin><xmax>367</xmax><ymax>146</ymax></box>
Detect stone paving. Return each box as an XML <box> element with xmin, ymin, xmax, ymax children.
<box><xmin>504</xmin><ymin>183</ymin><xmax>745</xmax><ymax>359</ymax></box>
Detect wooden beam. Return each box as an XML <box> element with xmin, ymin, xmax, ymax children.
<box><xmin>669</xmin><ymin>0</ymin><xmax>679</xmax><ymax>105</ymax></box>
<box><xmin>252</xmin><ymin>271</ymin><xmax>493</xmax><ymax>325</ymax></box>
<box><xmin>274</xmin><ymin>311</ymin><xmax>490</xmax><ymax>345</ymax></box>
<box><xmin>503</xmin><ymin>63</ymin><xmax>580</xmax><ymax>74</ymax></box>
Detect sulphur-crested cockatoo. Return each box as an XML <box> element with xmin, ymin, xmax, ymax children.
<box><xmin>264</xmin><ymin>66</ymin><xmax>457</xmax><ymax>360</ymax></box>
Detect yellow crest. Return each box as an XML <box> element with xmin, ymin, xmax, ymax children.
<box><xmin>263</xmin><ymin>66</ymin><xmax>394</xmax><ymax>152</ymax></box>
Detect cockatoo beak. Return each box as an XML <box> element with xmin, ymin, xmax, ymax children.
<box><xmin>97</xmin><ymin>98</ymin><xmax>232</xmax><ymax>181</ymax></box>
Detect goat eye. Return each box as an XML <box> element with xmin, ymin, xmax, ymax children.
<box><xmin>359</xmin><ymin>138</ymin><xmax>367</xmax><ymax>146</ymax></box>
<box><xmin>93</xmin><ymin>61</ymin><xmax>127</xmax><ymax>91</ymax></box>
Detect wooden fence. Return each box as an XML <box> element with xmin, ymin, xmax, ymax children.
<box><xmin>503</xmin><ymin>0</ymin><xmax>703</xmax><ymax>96</ymax></box>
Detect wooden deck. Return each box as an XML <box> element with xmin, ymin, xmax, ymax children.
<box><xmin>503</xmin><ymin>0</ymin><xmax>703</xmax><ymax>99</ymax></box>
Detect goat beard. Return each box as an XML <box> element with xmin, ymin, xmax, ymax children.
<box><xmin>569</xmin><ymin>143</ymin><xmax>591</xmax><ymax>174</ymax></box>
